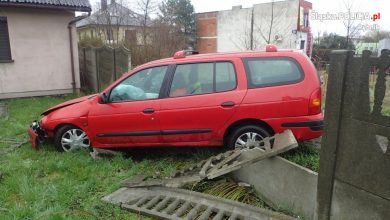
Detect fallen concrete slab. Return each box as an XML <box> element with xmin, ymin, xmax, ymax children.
<box><xmin>103</xmin><ymin>186</ymin><xmax>297</xmax><ymax>220</ymax></box>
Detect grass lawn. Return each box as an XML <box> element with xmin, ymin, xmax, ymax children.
<box><xmin>0</xmin><ymin>95</ymin><xmax>320</xmax><ymax>219</ymax></box>
<box><xmin>0</xmin><ymin>95</ymin><xmax>218</xmax><ymax>219</ymax></box>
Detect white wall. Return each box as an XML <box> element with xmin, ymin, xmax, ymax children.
<box><xmin>217</xmin><ymin>7</ymin><xmax>253</xmax><ymax>52</ymax></box>
<box><xmin>0</xmin><ymin>8</ymin><xmax>80</xmax><ymax>99</ymax></box>
<box><xmin>217</xmin><ymin>0</ymin><xmax>300</xmax><ymax>52</ymax></box>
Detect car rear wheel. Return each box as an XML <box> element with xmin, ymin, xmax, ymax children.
<box><xmin>227</xmin><ymin>125</ymin><xmax>271</xmax><ymax>149</ymax></box>
<box><xmin>54</xmin><ymin>125</ymin><xmax>90</xmax><ymax>152</ymax></box>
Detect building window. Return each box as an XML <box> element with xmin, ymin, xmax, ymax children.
<box><xmin>303</xmin><ymin>12</ymin><xmax>309</xmax><ymax>28</ymax></box>
<box><xmin>0</xmin><ymin>16</ymin><xmax>12</xmax><ymax>61</ymax></box>
<box><xmin>300</xmin><ymin>40</ymin><xmax>305</xmax><ymax>50</ymax></box>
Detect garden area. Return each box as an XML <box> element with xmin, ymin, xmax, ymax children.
<box><xmin>0</xmin><ymin>95</ymin><xmax>320</xmax><ymax>219</ymax></box>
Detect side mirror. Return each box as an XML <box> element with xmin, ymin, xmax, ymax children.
<box><xmin>99</xmin><ymin>92</ymin><xmax>108</xmax><ymax>104</ymax></box>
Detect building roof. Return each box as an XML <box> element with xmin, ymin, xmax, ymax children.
<box><xmin>77</xmin><ymin>2</ymin><xmax>150</xmax><ymax>28</ymax></box>
<box><xmin>0</xmin><ymin>0</ymin><xmax>91</xmax><ymax>12</ymax></box>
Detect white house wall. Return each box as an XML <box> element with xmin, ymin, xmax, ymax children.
<box><xmin>217</xmin><ymin>7</ymin><xmax>253</xmax><ymax>52</ymax></box>
<box><xmin>253</xmin><ymin>0</ymin><xmax>299</xmax><ymax>50</ymax></box>
<box><xmin>0</xmin><ymin>8</ymin><xmax>80</xmax><ymax>99</ymax></box>
<box><xmin>217</xmin><ymin>0</ymin><xmax>300</xmax><ymax>52</ymax></box>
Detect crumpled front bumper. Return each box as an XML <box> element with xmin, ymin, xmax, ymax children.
<box><xmin>28</xmin><ymin>120</ymin><xmax>46</xmax><ymax>150</ymax></box>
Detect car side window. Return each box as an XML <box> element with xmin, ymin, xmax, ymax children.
<box><xmin>245</xmin><ymin>58</ymin><xmax>303</xmax><ymax>87</ymax></box>
<box><xmin>216</xmin><ymin>62</ymin><xmax>237</xmax><ymax>92</ymax></box>
<box><xmin>109</xmin><ymin>66</ymin><xmax>168</xmax><ymax>102</ymax></box>
<box><xmin>170</xmin><ymin>63</ymin><xmax>213</xmax><ymax>97</ymax></box>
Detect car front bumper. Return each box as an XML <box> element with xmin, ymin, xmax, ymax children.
<box><xmin>28</xmin><ymin>120</ymin><xmax>46</xmax><ymax>149</ymax></box>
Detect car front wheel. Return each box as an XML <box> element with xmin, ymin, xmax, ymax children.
<box><xmin>227</xmin><ymin>125</ymin><xmax>271</xmax><ymax>149</ymax></box>
<box><xmin>54</xmin><ymin>125</ymin><xmax>91</xmax><ymax>152</ymax></box>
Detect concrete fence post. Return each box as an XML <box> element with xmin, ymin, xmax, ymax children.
<box><xmin>316</xmin><ymin>50</ymin><xmax>354</xmax><ymax>220</ymax></box>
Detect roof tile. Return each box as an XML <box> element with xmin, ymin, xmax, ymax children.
<box><xmin>0</xmin><ymin>0</ymin><xmax>91</xmax><ymax>11</ymax></box>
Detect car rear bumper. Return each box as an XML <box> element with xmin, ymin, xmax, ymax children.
<box><xmin>281</xmin><ymin>120</ymin><xmax>324</xmax><ymax>131</ymax></box>
<box><xmin>265</xmin><ymin>113</ymin><xmax>324</xmax><ymax>141</ymax></box>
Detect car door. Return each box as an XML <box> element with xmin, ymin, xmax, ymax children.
<box><xmin>88</xmin><ymin>65</ymin><xmax>169</xmax><ymax>147</ymax></box>
<box><xmin>159</xmin><ymin>61</ymin><xmax>246</xmax><ymax>145</ymax></box>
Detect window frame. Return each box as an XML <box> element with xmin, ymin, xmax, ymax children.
<box><xmin>0</xmin><ymin>16</ymin><xmax>13</xmax><ymax>62</ymax></box>
<box><xmin>165</xmin><ymin>60</ymin><xmax>238</xmax><ymax>98</ymax></box>
<box><xmin>107</xmin><ymin>64</ymin><xmax>170</xmax><ymax>103</ymax></box>
<box><xmin>242</xmin><ymin>57</ymin><xmax>305</xmax><ymax>89</ymax></box>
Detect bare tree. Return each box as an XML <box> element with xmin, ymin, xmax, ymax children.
<box><xmin>342</xmin><ymin>0</ymin><xmax>361</xmax><ymax>49</ymax></box>
<box><xmin>136</xmin><ymin>0</ymin><xmax>159</xmax><ymax>45</ymax></box>
<box><xmin>255</xmin><ymin>0</ymin><xmax>293</xmax><ymax>46</ymax></box>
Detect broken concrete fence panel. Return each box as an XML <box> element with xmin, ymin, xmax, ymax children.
<box><xmin>207</xmin><ymin>150</ymin><xmax>241</xmax><ymax>175</ymax></box>
<box><xmin>199</xmin><ymin>157</ymin><xmax>213</xmax><ymax>178</ymax></box>
<box><xmin>103</xmin><ymin>186</ymin><xmax>296</xmax><ymax>220</ymax></box>
<box><xmin>121</xmin><ymin>130</ymin><xmax>298</xmax><ymax>188</ymax></box>
<box><xmin>207</xmin><ymin>132</ymin><xmax>298</xmax><ymax>179</ymax></box>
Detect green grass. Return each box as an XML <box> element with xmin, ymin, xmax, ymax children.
<box><xmin>280</xmin><ymin>142</ymin><xmax>320</xmax><ymax>172</ymax></box>
<box><xmin>189</xmin><ymin>178</ymin><xmax>268</xmax><ymax>208</ymax></box>
<box><xmin>0</xmin><ymin>95</ymin><xmax>216</xmax><ymax>219</ymax></box>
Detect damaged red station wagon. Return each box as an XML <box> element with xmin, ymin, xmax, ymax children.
<box><xmin>28</xmin><ymin>45</ymin><xmax>323</xmax><ymax>152</ymax></box>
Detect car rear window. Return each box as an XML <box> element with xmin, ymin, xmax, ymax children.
<box><xmin>244</xmin><ymin>58</ymin><xmax>303</xmax><ymax>88</ymax></box>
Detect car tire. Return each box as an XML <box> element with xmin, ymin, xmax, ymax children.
<box><xmin>227</xmin><ymin>125</ymin><xmax>271</xmax><ymax>149</ymax></box>
<box><xmin>54</xmin><ymin>124</ymin><xmax>91</xmax><ymax>152</ymax></box>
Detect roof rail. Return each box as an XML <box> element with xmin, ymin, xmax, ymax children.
<box><xmin>173</xmin><ymin>50</ymin><xmax>199</xmax><ymax>59</ymax></box>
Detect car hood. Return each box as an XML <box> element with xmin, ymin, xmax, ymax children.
<box><xmin>41</xmin><ymin>94</ymin><xmax>98</xmax><ymax>116</ymax></box>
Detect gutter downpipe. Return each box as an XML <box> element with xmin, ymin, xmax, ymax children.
<box><xmin>68</xmin><ymin>13</ymin><xmax>90</xmax><ymax>93</ymax></box>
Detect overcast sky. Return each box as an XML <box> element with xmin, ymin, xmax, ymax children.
<box><xmin>88</xmin><ymin>0</ymin><xmax>390</xmax><ymax>36</ymax></box>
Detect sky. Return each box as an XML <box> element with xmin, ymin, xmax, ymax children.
<box><xmin>88</xmin><ymin>0</ymin><xmax>390</xmax><ymax>36</ymax></box>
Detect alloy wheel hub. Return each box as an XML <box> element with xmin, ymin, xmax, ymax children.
<box><xmin>61</xmin><ymin>129</ymin><xmax>90</xmax><ymax>152</ymax></box>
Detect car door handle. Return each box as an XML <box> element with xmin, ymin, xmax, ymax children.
<box><xmin>143</xmin><ymin>108</ymin><xmax>155</xmax><ymax>114</ymax></box>
<box><xmin>221</xmin><ymin>101</ymin><xmax>235</xmax><ymax>107</ymax></box>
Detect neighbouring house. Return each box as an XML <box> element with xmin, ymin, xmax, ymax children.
<box><xmin>77</xmin><ymin>0</ymin><xmax>149</xmax><ymax>45</ymax></box>
<box><xmin>0</xmin><ymin>0</ymin><xmax>91</xmax><ymax>99</ymax></box>
<box><xmin>197</xmin><ymin>0</ymin><xmax>313</xmax><ymax>57</ymax></box>
<box><xmin>355</xmin><ymin>42</ymin><xmax>379</xmax><ymax>55</ymax></box>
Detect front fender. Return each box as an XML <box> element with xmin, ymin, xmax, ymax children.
<box><xmin>40</xmin><ymin>100</ymin><xmax>94</xmax><ymax>136</ymax></box>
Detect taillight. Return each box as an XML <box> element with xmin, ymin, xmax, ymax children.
<box><xmin>309</xmin><ymin>88</ymin><xmax>322</xmax><ymax>115</ymax></box>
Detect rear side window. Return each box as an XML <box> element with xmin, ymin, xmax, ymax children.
<box><xmin>216</xmin><ymin>62</ymin><xmax>236</xmax><ymax>92</ymax></box>
<box><xmin>244</xmin><ymin>58</ymin><xmax>303</xmax><ymax>88</ymax></box>
<box><xmin>169</xmin><ymin>62</ymin><xmax>237</xmax><ymax>97</ymax></box>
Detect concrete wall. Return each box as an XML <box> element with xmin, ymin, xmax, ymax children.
<box><xmin>0</xmin><ymin>8</ymin><xmax>80</xmax><ymax>99</ymax></box>
<box><xmin>252</xmin><ymin>0</ymin><xmax>300</xmax><ymax>50</ymax></box>
<box><xmin>233</xmin><ymin>156</ymin><xmax>318</xmax><ymax>220</ymax></box>
<box><xmin>217</xmin><ymin>6</ymin><xmax>253</xmax><ymax>52</ymax></box>
<box><xmin>216</xmin><ymin>0</ymin><xmax>300</xmax><ymax>52</ymax></box>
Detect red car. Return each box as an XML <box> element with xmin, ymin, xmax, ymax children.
<box><xmin>28</xmin><ymin>45</ymin><xmax>323</xmax><ymax>152</ymax></box>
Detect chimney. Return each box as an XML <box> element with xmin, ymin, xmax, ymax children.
<box><xmin>232</xmin><ymin>5</ymin><xmax>242</xmax><ymax>10</ymax></box>
<box><xmin>101</xmin><ymin>0</ymin><xmax>107</xmax><ymax>10</ymax></box>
